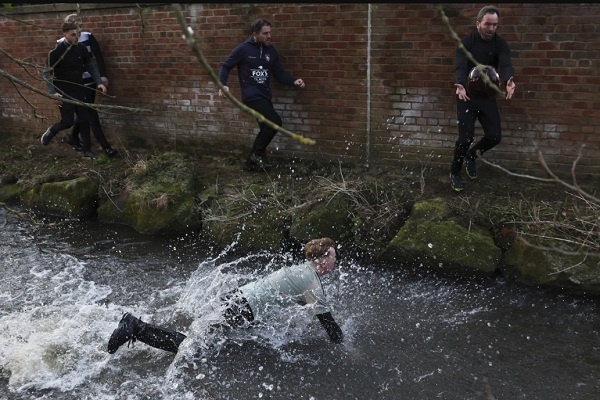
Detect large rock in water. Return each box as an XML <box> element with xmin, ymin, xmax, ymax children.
<box><xmin>378</xmin><ymin>197</ymin><xmax>501</xmax><ymax>274</ymax></box>
<box><xmin>19</xmin><ymin>177</ymin><xmax>99</xmax><ymax>219</ymax></box>
<box><xmin>97</xmin><ymin>191</ymin><xmax>202</xmax><ymax>234</ymax></box>
<box><xmin>501</xmin><ymin>238</ymin><xmax>600</xmax><ymax>295</ymax></box>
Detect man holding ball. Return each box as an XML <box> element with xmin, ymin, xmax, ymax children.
<box><xmin>450</xmin><ymin>5</ymin><xmax>516</xmax><ymax>192</ymax></box>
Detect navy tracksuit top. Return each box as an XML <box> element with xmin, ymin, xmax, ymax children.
<box><xmin>218</xmin><ymin>36</ymin><xmax>296</xmax><ymax>103</ymax></box>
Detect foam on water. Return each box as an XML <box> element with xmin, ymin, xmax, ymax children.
<box><xmin>2</xmin><ymin>210</ymin><xmax>600</xmax><ymax>399</ymax></box>
<box><xmin>0</xmin><ymin>251</ymin><xmax>116</xmax><ymax>392</ymax></box>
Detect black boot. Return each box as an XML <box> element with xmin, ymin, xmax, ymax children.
<box><xmin>107</xmin><ymin>313</ymin><xmax>140</xmax><ymax>354</ymax></box>
<box><xmin>135</xmin><ymin>319</ymin><xmax>187</xmax><ymax>353</ymax></box>
<box><xmin>107</xmin><ymin>313</ymin><xmax>187</xmax><ymax>354</ymax></box>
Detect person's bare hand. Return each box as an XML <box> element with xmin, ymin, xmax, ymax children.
<box><xmin>505</xmin><ymin>77</ymin><xmax>515</xmax><ymax>100</ymax></box>
<box><xmin>218</xmin><ymin>86</ymin><xmax>229</xmax><ymax>98</ymax></box>
<box><xmin>454</xmin><ymin>83</ymin><xmax>470</xmax><ymax>102</ymax></box>
<box><xmin>97</xmin><ymin>84</ymin><xmax>107</xmax><ymax>94</ymax></box>
<box><xmin>294</xmin><ymin>79</ymin><xmax>305</xmax><ymax>88</ymax></box>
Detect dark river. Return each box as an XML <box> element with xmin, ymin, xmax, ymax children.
<box><xmin>1</xmin><ymin>207</ymin><xmax>599</xmax><ymax>399</ymax></box>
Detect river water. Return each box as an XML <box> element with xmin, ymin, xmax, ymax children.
<box><xmin>1</xmin><ymin>207</ymin><xmax>599</xmax><ymax>399</ymax></box>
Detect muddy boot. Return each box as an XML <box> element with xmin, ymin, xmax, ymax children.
<box><xmin>107</xmin><ymin>313</ymin><xmax>187</xmax><ymax>354</ymax></box>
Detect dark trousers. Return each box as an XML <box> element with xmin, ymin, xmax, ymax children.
<box><xmin>50</xmin><ymin>101</ymin><xmax>93</xmax><ymax>152</ymax></box>
<box><xmin>450</xmin><ymin>97</ymin><xmax>502</xmax><ymax>174</ymax></box>
<box><xmin>70</xmin><ymin>89</ymin><xmax>111</xmax><ymax>149</ymax></box>
<box><xmin>243</xmin><ymin>98</ymin><xmax>283</xmax><ymax>159</ymax></box>
<box><xmin>135</xmin><ymin>289</ymin><xmax>254</xmax><ymax>353</ymax></box>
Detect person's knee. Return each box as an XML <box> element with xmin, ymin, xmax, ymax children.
<box><xmin>455</xmin><ymin>139</ymin><xmax>473</xmax><ymax>149</ymax></box>
<box><xmin>268</xmin><ymin>114</ymin><xmax>282</xmax><ymax>126</ymax></box>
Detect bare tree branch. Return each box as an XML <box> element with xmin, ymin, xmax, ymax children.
<box><xmin>0</xmin><ymin>67</ymin><xmax>151</xmax><ymax>114</ymax></box>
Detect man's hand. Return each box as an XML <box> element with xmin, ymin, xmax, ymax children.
<box><xmin>97</xmin><ymin>84</ymin><xmax>107</xmax><ymax>94</ymax></box>
<box><xmin>505</xmin><ymin>77</ymin><xmax>515</xmax><ymax>100</ymax></box>
<box><xmin>101</xmin><ymin>77</ymin><xmax>109</xmax><ymax>88</ymax></box>
<box><xmin>454</xmin><ymin>83</ymin><xmax>470</xmax><ymax>102</ymax></box>
<box><xmin>52</xmin><ymin>92</ymin><xmax>63</xmax><ymax>104</ymax></box>
<box><xmin>218</xmin><ymin>86</ymin><xmax>229</xmax><ymax>98</ymax></box>
<box><xmin>294</xmin><ymin>79</ymin><xmax>305</xmax><ymax>88</ymax></box>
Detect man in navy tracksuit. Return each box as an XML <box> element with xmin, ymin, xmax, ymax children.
<box><xmin>218</xmin><ymin>19</ymin><xmax>305</xmax><ymax>171</ymax></box>
<box><xmin>41</xmin><ymin>21</ymin><xmax>107</xmax><ymax>159</ymax></box>
<box><xmin>449</xmin><ymin>5</ymin><xmax>516</xmax><ymax>192</ymax></box>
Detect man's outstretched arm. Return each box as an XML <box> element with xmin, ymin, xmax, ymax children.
<box><xmin>316</xmin><ymin>312</ymin><xmax>343</xmax><ymax>343</ymax></box>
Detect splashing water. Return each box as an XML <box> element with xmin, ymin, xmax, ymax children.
<box><xmin>1</xmin><ymin>209</ymin><xmax>600</xmax><ymax>399</ymax></box>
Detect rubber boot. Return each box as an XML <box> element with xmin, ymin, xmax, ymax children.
<box><xmin>107</xmin><ymin>312</ymin><xmax>186</xmax><ymax>354</ymax></box>
<box><xmin>135</xmin><ymin>319</ymin><xmax>187</xmax><ymax>353</ymax></box>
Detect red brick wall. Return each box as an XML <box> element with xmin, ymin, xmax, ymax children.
<box><xmin>1</xmin><ymin>3</ymin><xmax>599</xmax><ymax>180</ymax></box>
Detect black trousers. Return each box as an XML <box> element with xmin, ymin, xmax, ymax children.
<box><xmin>50</xmin><ymin>101</ymin><xmax>93</xmax><ymax>152</ymax></box>
<box><xmin>243</xmin><ymin>98</ymin><xmax>283</xmax><ymax>159</ymax></box>
<box><xmin>70</xmin><ymin>89</ymin><xmax>111</xmax><ymax>149</ymax></box>
<box><xmin>135</xmin><ymin>289</ymin><xmax>254</xmax><ymax>353</ymax></box>
<box><xmin>450</xmin><ymin>97</ymin><xmax>502</xmax><ymax>175</ymax></box>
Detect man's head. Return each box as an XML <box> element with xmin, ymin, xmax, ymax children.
<box><xmin>305</xmin><ymin>237</ymin><xmax>337</xmax><ymax>276</ymax></box>
<box><xmin>251</xmin><ymin>19</ymin><xmax>272</xmax><ymax>46</ymax></box>
<box><xmin>61</xmin><ymin>21</ymin><xmax>79</xmax><ymax>44</ymax></box>
<box><xmin>476</xmin><ymin>5</ymin><xmax>500</xmax><ymax>41</ymax></box>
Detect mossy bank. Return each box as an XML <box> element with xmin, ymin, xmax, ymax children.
<box><xmin>1</xmin><ymin>134</ymin><xmax>599</xmax><ymax>296</ymax></box>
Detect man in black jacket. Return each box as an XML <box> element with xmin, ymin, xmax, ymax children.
<box><xmin>218</xmin><ymin>19</ymin><xmax>305</xmax><ymax>172</ymax></box>
<box><xmin>449</xmin><ymin>5</ymin><xmax>516</xmax><ymax>192</ymax></box>
<box><xmin>59</xmin><ymin>14</ymin><xmax>118</xmax><ymax>157</ymax></box>
<box><xmin>42</xmin><ymin>21</ymin><xmax>107</xmax><ymax>159</ymax></box>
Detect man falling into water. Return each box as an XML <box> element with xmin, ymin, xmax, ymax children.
<box><xmin>106</xmin><ymin>237</ymin><xmax>343</xmax><ymax>354</ymax></box>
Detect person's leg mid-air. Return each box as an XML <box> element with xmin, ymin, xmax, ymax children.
<box><xmin>465</xmin><ymin>98</ymin><xmax>502</xmax><ymax>180</ymax></box>
<box><xmin>450</xmin><ymin>100</ymin><xmax>477</xmax><ymax>192</ymax></box>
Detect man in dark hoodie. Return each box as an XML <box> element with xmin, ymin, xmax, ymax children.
<box><xmin>42</xmin><ymin>21</ymin><xmax>107</xmax><ymax>159</ymax></box>
<box><xmin>59</xmin><ymin>14</ymin><xmax>118</xmax><ymax>157</ymax></box>
<box><xmin>449</xmin><ymin>5</ymin><xmax>516</xmax><ymax>192</ymax></box>
<box><xmin>218</xmin><ymin>19</ymin><xmax>305</xmax><ymax>172</ymax></box>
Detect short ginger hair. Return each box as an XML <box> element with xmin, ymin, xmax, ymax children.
<box><xmin>304</xmin><ymin>237</ymin><xmax>336</xmax><ymax>261</ymax></box>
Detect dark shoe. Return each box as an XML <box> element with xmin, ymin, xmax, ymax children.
<box><xmin>243</xmin><ymin>161</ymin><xmax>262</xmax><ymax>172</ymax></box>
<box><xmin>249</xmin><ymin>153</ymin><xmax>272</xmax><ymax>169</ymax></box>
<box><xmin>465</xmin><ymin>156</ymin><xmax>477</xmax><ymax>180</ymax></box>
<box><xmin>40</xmin><ymin>127</ymin><xmax>54</xmax><ymax>146</ymax></box>
<box><xmin>107</xmin><ymin>313</ymin><xmax>141</xmax><ymax>354</ymax></box>
<box><xmin>450</xmin><ymin>173</ymin><xmax>464</xmax><ymax>192</ymax></box>
<box><xmin>82</xmin><ymin>150</ymin><xmax>96</xmax><ymax>159</ymax></box>
<box><xmin>63</xmin><ymin>135</ymin><xmax>83</xmax><ymax>152</ymax></box>
<box><xmin>103</xmin><ymin>147</ymin><xmax>119</xmax><ymax>157</ymax></box>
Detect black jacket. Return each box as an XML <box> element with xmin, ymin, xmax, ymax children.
<box><xmin>455</xmin><ymin>29</ymin><xmax>514</xmax><ymax>87</ymax></box>
<box><xmin>44</xmin><ymin>40</ymin><xmax>102</xmax><ymax>100</ymax></box>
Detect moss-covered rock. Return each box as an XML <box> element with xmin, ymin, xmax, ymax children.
<box><xmin>97</xmin><ymin>191</ymin><xmax>202</xmax><ymax>234</ymax></box>
<box><xmin>501</xmin><ymin>238</ymin><xmax>600</xmax><ymax>294</ymax></box>
<box><xmin>203</xmin><ymin>207</ymin><xmax>285</xmax><ymax>253</ymax></box>
<box><xmin>0</xmin><ymin>182</ymin><xmax>23</xmax><ymax>202</ymax></box>
<box><xmin>289</xmin><ymin>195</ymin><xmax>354</xmax><ymax>245</ymax></box>
<box><xmin>378</xmin><ymin>197</ymin><xmax>500</xmax><ymax>274</ymax></box>
<box><xmin>18</xmin><ymin>177</ymin><xmax>98</xmax><ymax>219</ymax></box>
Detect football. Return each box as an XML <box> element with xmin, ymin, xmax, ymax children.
<box><xmin>466</xmin><ymin>65</ymin><xmax>500</xmax><ymax>98</ymax></box>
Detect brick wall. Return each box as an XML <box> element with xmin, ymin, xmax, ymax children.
<box><xmin>1</xmin><ymin>3</ymin><xmax>599</xmax><ymax>180</ymax></box>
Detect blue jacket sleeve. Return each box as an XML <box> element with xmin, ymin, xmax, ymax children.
<box><xmin>271</xmin><ymin>48</ymin><xmax>296</xmax><ymax>86</ymax></box>
<box><xmin>219</xmin><ymin>44</ymin><xmax>244</xmax><ymax>86</ymax></box>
